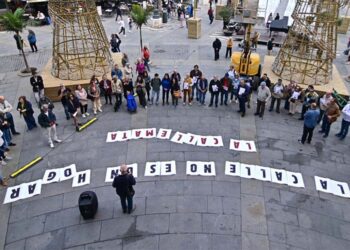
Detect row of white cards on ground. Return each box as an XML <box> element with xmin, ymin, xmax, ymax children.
<box><xmin>5</xmin><ymin>161</ymin><xmax>350</xmax><ymax>204</ymax></box>
<box><xmin>106</xmin><ymin>128</ymin><xmax>257</xmax><ymax>152</ymax></box>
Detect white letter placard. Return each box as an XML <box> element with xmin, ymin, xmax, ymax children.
<box><xmin>252</xmin><ymin>165</ymin><xmax>271</xmax><ymax>182</ymax></box>
<box><xmin>186</xmin><ymin>161</ymin><xmax>216</xmax><ymax>176</ymax></box>
<box><xmin>229</xmin><ymin>139</ymin><xmax>257</xmax><ymax>152</ymax></box>
<box><xmin>105</xmin><ymin>163</ymin><xmax>138</xmax><ymax>182</ymax></box>
<box><xmin>207</xmin><ymin>136</ymin><xmax>224</xmax><ymax>147</ymax></box>
<box><xmin>315</xmin><ymin>176</ymin><xmax>331</xmax><ymax>193</ymax></box>
<box><xmin>182</xmin><ymin>133</ymin><xmax>199</xmax><ymax>145</ymax></box>
<box><xmin>157</xmin><ymin>128</ymin><xmax>172</xmax><ymax>140</ymax></box>
<box><xmin>196</xmin><ymin>136</ymin><xmax>210</xmax><ymax>147</ymax></box>
<box><xmin>145</xmin><ymin>162</ymin><xmax>161</xmax><ymax>176</ymax></box>
<box><xmin>131</xmin><ymin>129</ymin><xmax>144</xmax><ymax>140</ymax></box>
<box><xmin>72</xmin><ymin>170</ymin><xmax>91</xmax><ymax>187</ymax></box>
<box><xmin>170</xmin><ymin>132</ymin><xmax>187</xmax><ymax>144</ymax></box>
<box><xmin>3</xmin><ymin>179</ymin><xmax>43</xmax><ymax>204</ymax></box>
<box><xmin>329</xmin><ymin>180</ymin><xmax>350</xmax><ymax>198</ymax></box>
<box><xmin>270</xmin><ymin>168</ymin><xmax>288</xmax><ymax>185</ymax></box>
<box><xmin>160</xmin><ymin>161</ymin><xmax>176</xmax><ymax>176</ymax></box>
<box><xmin>286</xmin><ymin>171</ymin><xmax>305</xmax><ymax>188</ymax></box>
<box><xmin>142</xmin><ymin>128</ymin><xmax>156</xmax><ymax>139</ymax></box>
<box><xmin>240</xmin><ymin>163</ymin><xmax>255</xmax><ymax>179</ymax></box>
<box><xmin>225</xmin><ymin>161</ymin><xmax>241</xmax><ymax>176</ymax></box>
<box><xmin>60</xmin><ymin>164</ymin><xmax>77</xmax><ymax>182</ymax></box>
<box><xmin>42</xmin><ymin>168</ymin><xmax>62</xmax><ymax>184</ymax></box>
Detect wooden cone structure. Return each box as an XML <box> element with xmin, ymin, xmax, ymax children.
<box><xmin>48</xmin><ymin>0</ymin><xmax>113</xmax><ymax>80</ymax></box>
<box><xmin>272</xmin><ymin>0</ymin><xmax>348</xmax><ymax>85</ymax></box>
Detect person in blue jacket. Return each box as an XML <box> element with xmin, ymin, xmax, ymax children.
<box><xmin>27</xmin><ymin>30</ymin><xmax>38</xmax><ymax>52</ymax></box>
<box><xmin>299</xmin><ymin>103</ymin><xmax>320</xmax><ymax>144</ymax></box>
<box><xmin>161</xmin><ymin>73</ymin><xmax>171</xmax><ymax>105</ymax></box>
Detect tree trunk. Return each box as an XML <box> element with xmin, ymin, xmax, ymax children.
<box><xmin>139</xmin><ymin>26</ymin><xmax>143</xmax><ymax>52</ymax></box>
<box><xmin>16</xmin><ymin>31</ymin><xmax>31</xmax><ymax>72</ymax></box>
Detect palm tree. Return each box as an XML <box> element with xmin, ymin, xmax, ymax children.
<box><xmin>0</xmin><ymin>8</ymin><xmax>31</xmax><ymax>73</ymax></box>
<box><xmin>130</xmin><ymin>4</ymin><xmax>150</xmax><ymax>51</ymax></box>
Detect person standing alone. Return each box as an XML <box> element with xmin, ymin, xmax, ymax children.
<box><xmin>27</xmin><ymin>30</ymin><xmax>38</xmax><ymax>52</ymax></box>
<box><xmin>213</xmin><ymin>38</ymin><xmax>222</xmax><ymax>61</ymax></box>
<box><xmin>208</xmin><ymin>7</ymin><xmax>214</xmax><ymax>24</ymax></box>
<box><xmin>112</xmin><ymin>164</ymin><xmax>136</xmax><ymax>214</ymax></box>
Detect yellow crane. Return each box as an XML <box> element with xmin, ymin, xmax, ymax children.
<box><xmin>231</xmin><ymin>0</ymin><xmax>261</xmax><ymax>77</ymax></box>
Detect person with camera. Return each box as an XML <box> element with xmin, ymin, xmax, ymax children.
<box><xmin>112</xmin><ymin>164</ymin><xmax>136</xmax><ymax>214</ymax></box>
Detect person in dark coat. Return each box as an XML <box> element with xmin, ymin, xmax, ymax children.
<box><xmin>58</xmin><ymin>84</ymin><xmax>72</xmax><ymax>120</ymax></box>
<box><xmin>237</xmin><ymin>80</ymin><xmax>250</xmax><ymax>117</ymax></box>
<box><xmin>30</xmin><ymin>71</ymin><xmax>45</xmax><ymax>104</ymax></box>
<box><xmin>213</xmin><ymin>38</ymin><xmax>222</xmax><ymax>61</ymax></box>
<box><xmin>66</xmin><ymin>93</ymin><xmax>81</xmax><ymax>131</ymax></box>
<box><xmin>38</xmin><ymin>104</ymin><xmax>62</xmax><ymax>148</ymax></box>
<box><xmin>13</xmin><ymin>33</ymin><xmax>23</xmax><ymax>55</ymax></box>
<box><xmin>17</xmin><ymin>96</ymin><xmax>37</xmax><ymax>131</ymax></box>
<box><xmin>209</xmin><ymin>76</ymin><xmax>220</xmax><ymax>107</ymax></box>
<box><xmin>99</xmin><ymin>74</ymin><xmax>113</xmax><ymax>105</ymax></box>
<box><xmin>112</xmin><ymin>164</ymin><xmax>136</xmax><ymax>214</ymax></box>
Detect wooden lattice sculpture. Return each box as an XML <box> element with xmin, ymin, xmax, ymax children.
<box><xmin>272</xmin><ymin>0</ymin><xmax>348</xmax><ymax>85</ymax></box>
<box><xmin>48</xmin><ymin>0</ymin><xmax>113</xmax><ymax>80</ymax></box>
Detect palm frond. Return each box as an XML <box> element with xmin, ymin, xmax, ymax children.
<box><xmin>130</xmin><ymin>4</ymin><xmax>150</xmax><ymax>28</ymax></box>
<box><xmin>0</xmin><ymin>8</ymin><xmax>26</xmax><ymax>33</ymax></box>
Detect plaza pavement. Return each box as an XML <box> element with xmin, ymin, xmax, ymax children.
<box><xmin>0</xmin><ymin>5</ymin><xmax>350</xmax><ymax>250</ymax></box>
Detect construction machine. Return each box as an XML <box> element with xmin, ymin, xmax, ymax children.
<box><xmin>231</xmin><ymin>0</ymin><xmax>261</xmax><ymax>77</ymax></box>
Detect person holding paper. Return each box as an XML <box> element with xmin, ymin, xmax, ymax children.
<box><xmin>237</xmin><ymin>80</ymin><xmax>250</xmax><ymax>117</ymax></box>
<box><xmin>67</xmin><ymin>94</ymin><xmax>82</xmax><ymax>132</ymax></box>
<box><xmin>254</xmin><ymin>81</ymin><xmax>271</xmax><ymax>118</ymax></box>
<box><xmin>112</xmin><ymin>164</ymin><xmax>136</xmax><ymax>214</ymax></box>
<box><xmin>198</xmin><ymin>75</ymin><xmax>208</xmax><ymax>105</ymax></box>
<box><xmin>269</xmin><ymin>79</ymin><xmax>285</xmax><ymax>113</ymax></box>
<box><xmin>209</xmin><ymin>76</ymin><xmax>220</xmax><ymax>107</ymax></box>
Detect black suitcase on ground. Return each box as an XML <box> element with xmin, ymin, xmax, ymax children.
<box><xmin>78</xmin><ymin>191</ymin><xmax>98</xmax><ymax>219</ymax></box>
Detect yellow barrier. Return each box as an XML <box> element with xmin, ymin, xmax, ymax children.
<box><xmin>10</xmin><ymin>156</ymin><xmax>43</xmax><ymax>178</ymax></box>
<box><xmin>78</xmin><ymin>117</ymin><xmax>97</xmax><ymax>132</ymax></box>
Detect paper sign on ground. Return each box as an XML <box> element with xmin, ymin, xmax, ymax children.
<box><xmin>42</xmin><ymin>168</ymin><xmax>62</xmax><ymax>184</ymax></box>
<box><xmin>160</xmin><ymin>161</ymin><xmax>176</xmax><ymax>175</ymax></box>
<box><xmin>186</xmin><ymin>161</ymin><xmax>215</xmax><ymax>176</ymax></box>
<box><xmin>286</xmin><ymin>171</ymin><xmax>305</xmax><ymax>188</ymax></box>
<box><xmin>105</xmin><ymin>163</ymin><xmax>138</xmax><ymax>182</ymax></box>
<box><xmin>229</xmin><ymin>139</ymin><xmax>257</xmax><ymax>152</ymax></box>
<box><xmin>144</xmin><ymin>162</ymin><xmax>161</xmax><ymax>176</ymax></box>
<box><xmin>170</xmin><ymin>131</ymin><xmax>187</xmax><ymax>144</ymax></box>
<box><xmin>157</xmin><ymin>128</ymin><xmax>172</xmax><ymax>140</ymax></box>
<box><xmin>225</xmin><ymin>161</ymin><xmax>241</xmax><ymax>176</ymax></box>
<box><xmin>59</xmin><ymin>164</ymin><xmax>77</xmax><ymax>182</ymax></box>
<box><xmin>3</xmin><ymin>179</ymin><xmax>42</xmax><ymax>204</ymax></box>
<box><xmin>72</xmin><ymin>170</ymin><xmax>91</xmax><ymax>187</ymax></box>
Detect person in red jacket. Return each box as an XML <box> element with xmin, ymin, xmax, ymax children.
<box><xmin>142</xmin><ymin>46</ymin><xmax>151</xmax><ymax>72</ymax></box>
<box><xmin>208</xmin><ymin>7</ymin><xmax>214</xmax><ymax>24</ymax></box>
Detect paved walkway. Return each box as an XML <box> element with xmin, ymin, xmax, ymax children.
<box><xmin>0</xmin><ymin>5</ymin><xmax>350</xmax><ymax>250</ymax></box>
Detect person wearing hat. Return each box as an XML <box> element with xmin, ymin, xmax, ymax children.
<box><xmin>299</xmin><ymin>103</ymin><xmax>319</xmax><ymax>144</ymax></box>
<box><xmin>254</xmin><ymin>81</ymin><xmax>271</xmax><ymax>118</ymax></box>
